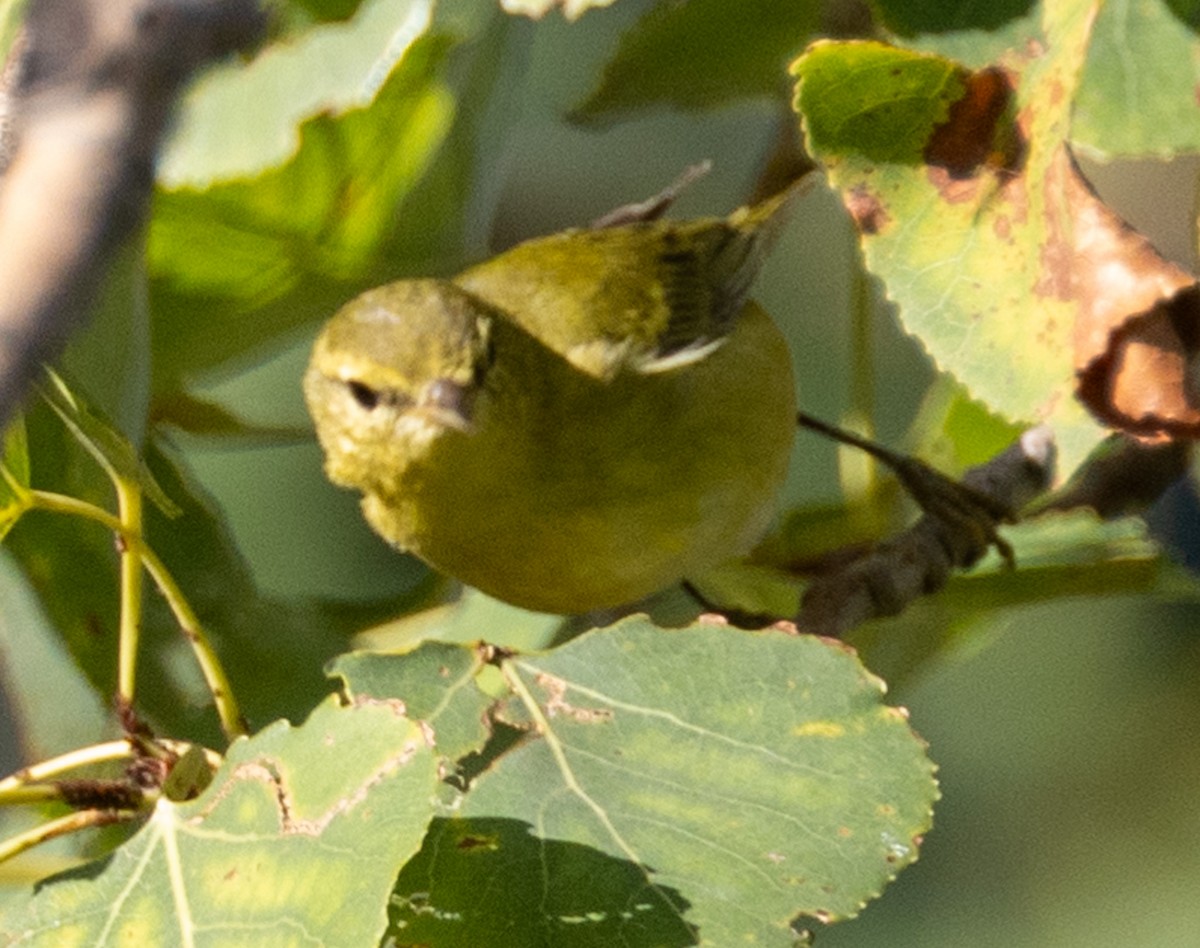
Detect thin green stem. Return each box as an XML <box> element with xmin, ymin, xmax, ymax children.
<box><xmin>139</xmin><ymin>544</ymin><xmax>246</xmax><ymax>740</ymax></box>
<box><xmin>0</xmin><ymin>740</ymin><xmax>138</xmax><ymax>795</ymax></box>
<box><xmin>0</xmin><ymin>739</ymin><xmax>221</xmax><ymax>797</ymax></box>
<box><xmin>0</xmin><ymin>809</ymin><xmax>141</xmax><ymax>866</ymax></box>
<box><xmin>0</xmin><ymin>460</ymin><xmax>30</xmax><ymax>506</ymax></box>
<box><xmin>0</xmin><ymin>785</ymin><xmax>70</xmax><ymax>806</ymax></box>
<box><xmin>116</xmin><ymin>480</ymin><xmax>144</xmax><ymax>709</ymax></box>
<box><xmin>26</xmin><ymin>491</ymin><xmax>245</xmax><ymax>740</ymax></box>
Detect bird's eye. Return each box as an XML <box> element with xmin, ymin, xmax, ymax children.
<box><xmin>346</xmin><ymin>380</ymin><xmax>380</xmax><ymax>410</ymax></box>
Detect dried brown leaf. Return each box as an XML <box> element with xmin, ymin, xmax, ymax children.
<box><xmin>1066</xmin><ymin>151</ymin><xmax>1200</xmax><ymax>440</ymax></box>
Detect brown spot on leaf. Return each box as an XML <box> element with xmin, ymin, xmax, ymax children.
<box><xmin>844</xmin><ymin>185</ymin><xmax>890</xmax><ymax>235</ymax></box>
<box><xmin>456</xmin><ymin>833</ymin><xmax>499</xmax><ymax>852</ymax></box>
<box><xmin>536</xmin><ymin>673</ymin><xmax>614</xmax><ymax>724</ymax></box>
<box><xmin>924</xmin><ymin>66</ymin><xmax>1022</xmax><ymax>180</ymax></box>
<box><xmin>925</xmin><ymin>166</ymin><xmax>981</xmax><ymax>204</ymax></box>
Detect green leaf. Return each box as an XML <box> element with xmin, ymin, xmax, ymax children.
<box><xmin>159</xmin><ymin>0</ymin><xmax>438</xmax><ymax>187</ymax></box>
<box><xmin>283</xmin><ymin>0</ymin><xmax>365</xmax><ymax>25</ymax></box>
<box><xmin>0</xmin><ymin>697</ymin><xmax>438</xmax><ymax>944</ymax></box>
<box><xmin>0</xmin><ymin>551</ymin><xmax>110</xmax><ymax>762</ymax></box>
<box><xmin>792</xmin><ymin>24</ymin><xmax>1109</xmax><ymax>478</ymax></box>
<box><xmin>59</xmin><ymin>241</ymin><xmax>152</xmax><ymax>450</ymax></box>
<box><xmin>795</xmin><ymin>43</ymin><xmax>967</xmax><ymax>163</ymax></box>
<box><xmin>149</xmin><ymin>32</ymin><xmax>457</xmax><ymax>389</ymax></box>
<box><xmin>686</xmin><ymin>560</ymin><xmax>803</xmax><ymax>620</ymax></box>
<box><xmin>38</xmin><ymin>371</ymin><xmax>179</xmax><ymax>518</ymax></box>
<box><xmin>354</xmin><ymin>587</ymin><xmax>569</xmax><ymax>654</ymax></box>
<box><xmin>908</xmin><ymin>372</ymin><xmax>1027</xmax><ymax>473</ymax></box>
<box><xmin>392</xmin><ymin>815</ymin><xmax>699</xmax><ymax>946</ymax></box>
<box><xmin>148</xmin><ymin>8</ymin><xmax>526</xmax><ymax>394</ymax></box>
<box><xmin>0</xmin><ymin>416</ymin><xmax>29</xmax><ymax>541</ymax></box>
<box><xmin>1</xmin><ymin>416</ymin><xmax>28</xmax><ymax>489</ymax></box>
<box><xmin>389</xmin><ymin>618</ymin><xmax>938</xmax><ymax>943</ymax></box>
<box><xmin>331</xmin><ymin>640</ymin><xmax>496</xmax><ymax>762</ymax></box>
<box><xmin>571</xmin><ymin>0</ymin><xmax>821</xmax><ymax>123</ymax></box>
<box><xmin>1072</xmin><ymin>0</ymin><xmax>1200</xmax><ymax>158</ymax></box>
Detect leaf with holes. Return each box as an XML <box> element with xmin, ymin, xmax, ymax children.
<box><xmin>331</xmin><ymin>640</ymin><xmax>497</xmax><ymax>764</ymax></box>
<box><xmin>386</xmin><ymin>617</ymin><xmax>937</xmax><ymax>945</ymax></box>
<box><xmin>0</xmin><ymin>697</ymin><xmax>437</xmax><ymax>945</ymax></box>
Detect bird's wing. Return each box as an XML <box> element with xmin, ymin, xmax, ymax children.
<box><xmin>454</xmin><ymin>179</ymin><xmax>807</xmax><ymax>380</ymax></box>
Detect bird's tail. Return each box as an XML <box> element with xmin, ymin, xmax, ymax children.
<box><xmin>710</xmin><ymin>172</ymin><xmax>816</xmax><ymax>322</ymax></box>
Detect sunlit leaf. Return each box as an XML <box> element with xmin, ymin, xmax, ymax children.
<box><xmin>792</xmin><ymin>13</ymin><xmax>1117</xmax><ymax>478</ymax></box>
<box><xmin>389</xmin><ymin>617</ymin><xmax>938</xmax><ymax>944</ymax></box>
<box><xmin>39</xmin><ymin>371</ymin><xmax>179</xmax><ymax>518</ymax></box>
<box><xmin>149</xmin><ymin>8</ymin><xmax>525</xmax><ymax>394</ymax></box>
<box><xmin>0</xmin><ymin>697</ymin><xmax>438</xmax><ymax>944</ymax></box>
<box><xmin>149</xmin><ymin>34</ymin><xmax>457</xmax><ymax>389</ymax></box>
<box><xmin>331</xmin><ymin>640</ymin><xmax>496</xmax><ymax>763</ymax></box>
<box><xmin>159</xmin><ymin>0</ymin><xmax>437</xmax><ymax>187</ymax></box>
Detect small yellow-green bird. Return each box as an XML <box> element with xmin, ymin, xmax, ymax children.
<box><xmin>304</xmin><ymin>175</ymin><xmax>803</xmax><ymax>613</ymax></box>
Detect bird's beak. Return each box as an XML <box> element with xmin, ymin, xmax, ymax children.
<box><xmin>417</xmin><ymin>378</ymin><xmax>475</xmax><ymax>433</ymax></box>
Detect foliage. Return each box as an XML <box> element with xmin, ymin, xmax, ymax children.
<box><xmin>1</xmin><ymin>0</ymin><xmax>1199</xmax><ymax>946</ymax></box>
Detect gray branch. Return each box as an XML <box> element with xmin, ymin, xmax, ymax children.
<box><xmin>795</xmin><ymin>426</ymin><xmax>1057</xmax><ymax>637</ymax></box>
<box><xmin>0</xmin><ymin>0</ymin><xmax>264</xmax><ymax>429</ymax></box>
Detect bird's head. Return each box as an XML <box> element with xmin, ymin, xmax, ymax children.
<box><xmin>304</xmin><ymin>279</ymin><xmax>495</xmax><ymax>494</ymax></box>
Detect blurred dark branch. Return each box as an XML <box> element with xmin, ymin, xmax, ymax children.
<box><xmin>796</xmin><ymin>426</ymin><xmax>1056</xmax><ymax>637</ymax></box>
<box><xmin>0</xmin><ymin>0</ymin><xmax>264</xmax><ymax>430</ymax></box>
<box><xmin>1043</xmin><ymin>435</ymin><xmax>1191</xmax><ymax>518</ymax></box>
